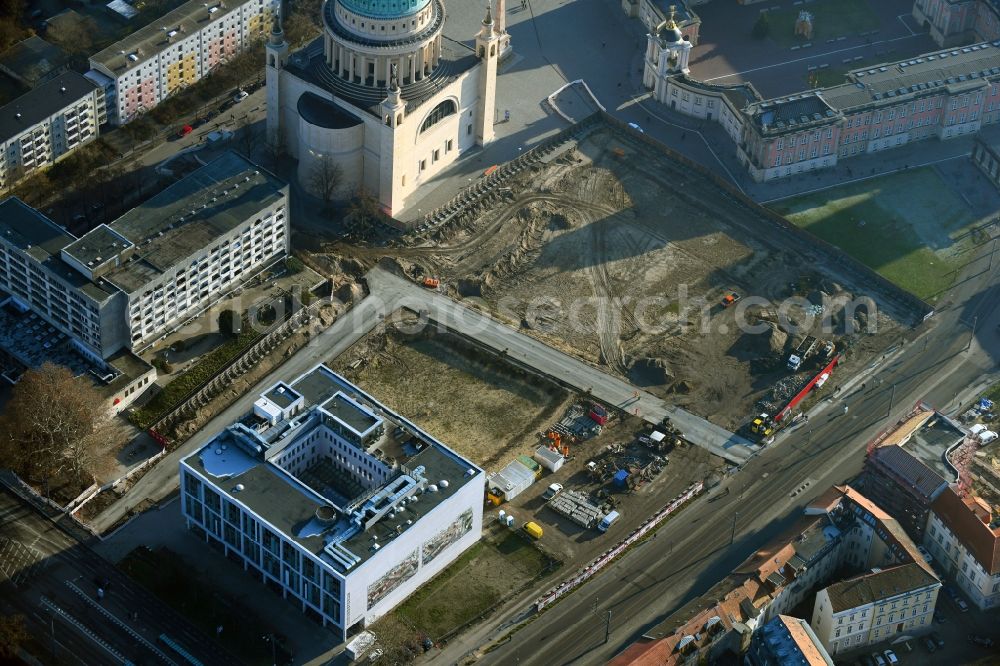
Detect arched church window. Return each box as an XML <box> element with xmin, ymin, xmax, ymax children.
<box><xmin>420</xmin><ymin>100</ymin><xmax>456</xmax><ymax>133</ymax></box>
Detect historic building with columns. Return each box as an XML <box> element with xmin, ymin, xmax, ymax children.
<box><xmin>266</xmin><ymin>0</ymin><xmax>506</xmax><ymax>217</ymax></box>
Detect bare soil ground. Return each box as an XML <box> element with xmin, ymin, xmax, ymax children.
<box><xmin>324</xmin><ymin>124</ymin><xmax>908</xmax><ymax>430</ymax></box>
<box><xmin>332</xmin><ymin>322</ymin><xmax>573</xmax><ymax>470</ymax></box>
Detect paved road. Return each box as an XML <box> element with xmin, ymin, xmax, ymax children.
<box><xmin>0</xmin><ymin>486</ymin><xmax>240</xmax><ymax>665</ymax></box>
<box><xmin>434</xmin><ymin>237</ymin><xmax>1000</xmax><ymax>666</ymax></box>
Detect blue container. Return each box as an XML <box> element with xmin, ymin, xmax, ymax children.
<box><xmin>613</xmin><ymin>469</ymin><xmax>630</xmax><ymax>487</ymax></box>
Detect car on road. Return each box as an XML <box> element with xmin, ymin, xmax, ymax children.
<box><xmin>233</xmin><ymin>90</ymin><xmax>249</xmax><ymax>103</ymax></box>
<box><xmin>627</xmin><ymin>122</ymin><xmax>644</xmax><ymax>133</ymax></box>
<box><xmin>883</xmin><ymin>649</ymin><xmax>898</xmax><ymax>665</ymax></box>
<box><xmin>969</xmin><ymin>634</ymin><xmax>995</xmax><ymax>647</ymax></box>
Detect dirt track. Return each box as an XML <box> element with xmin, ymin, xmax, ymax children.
<box><xmin>324</xmin><ymin>125</ymin><xmax>908</xmax><ymax>429</ymax></box>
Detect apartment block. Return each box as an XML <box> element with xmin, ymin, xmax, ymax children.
<box><xmin>179</xmin><ymin>365</ymin><xmax>485</xmax><ymax>639</ymax></box>
<box><xmin>0</xmin><ymin>151</ymin><xmax>288</xmax><ymax>359</ymax></box>
<box><xmin>855</xmin><ymin>444</ymin><xmax>949</xmax><ymax>540</ymax></box>
<box><xmin>924</xmin><ymin>486</ymin><xmax>1000</xmax><ymax>608</ymax></box>
<box><xmin>88</xmin><ymin>0</ymin><xmax>279</xmax><ymax>125</ymax></box>
<box><xmin>811</xmin><ymin>563</ymin><xmax>940</xmax><ymax>655</ymax></box>
<box><xmin>0</xmin><ymin>72</ymin><xmax>105</xmax><ymax>191</ymax></box>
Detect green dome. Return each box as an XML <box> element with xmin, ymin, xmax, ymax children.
<box><xmin>338</xmin><ymin>0</ymin><xmax>431</xmax><ymax>19</ymax></box>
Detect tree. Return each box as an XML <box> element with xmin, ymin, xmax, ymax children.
<box><xmin>0</xmin><ymin>363</ymin><xmax>108</xmax><ymax>480</ymax></box>
<box><xmin>308</xmin><ymin>156</ymin><xmax>344</xmax><ymax>212</ymax></box>
<box><xmin>262</xmin><ymin>136</ymin><xmax>286</xmax><ymax>171</ymax></box>
<box><xmin>345</xmin><ymin>187</ymin><xmax>384</xmax><ymax>239</ymax></box>
<box><xmin>238</xmin><ymin>125</ymin><xmax>263</xmax><ymax>160</ymax></box>
<box><xmin>218</xmin><ymin>309</ymin><xmax>242</xmax><ymax>337</ymax></box>
<box><xmin>752</xmin><ymin>13</ymin><xmax>770</xmax><ymax>40</ymax></box>
<box><xmin>0</xmin><ymin>614</ymin><xmax>28</xmax><ymax>658</ymax></box>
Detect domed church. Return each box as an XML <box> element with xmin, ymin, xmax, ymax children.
<box><xmin>266</xmin><ymin>0</ymin><xmax>506</xmax><ymax>216</ymax></box>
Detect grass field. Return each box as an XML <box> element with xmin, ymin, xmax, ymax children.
<box><xmin>768</xmin><ymin>0</ymin><xmax>879</xmax><ymax>48</ymax></box>
<box><xmin>395</xmin><ymin>530</ymin><xmax>556</xmax><ymax>639</ymax></box>
<box><xmin>770</xmin><ymin>167</ymin><xmax>982</xmax><ymax>301</ymax></box>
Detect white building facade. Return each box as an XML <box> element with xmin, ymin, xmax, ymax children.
<box><xmin>923</xmin><ymin>487</ymin><xmax>1000</xmax><ymax>609</ymax></box>
<box><xmin>266</xmin><ymin>0</ymin><xmax>503</xmax><ymax>217</ymax></box>
<box><xmin>0</xmin><ymin>72</ymin><xmax>105</xmax><ymax>191</ymax></box>
<box><xmin>88</xmin><ymin>0</ymin><xmax>279</xmax><ymax>125</ymax></box>
<box><xmin>179</xmin><ymin>365</ymin><xmax>485</xmax><ymax>639</ymax></box>
<box><xmin>1</xmin><ymin>152</ymin><xmax>288</xmax><ymax>359</ymax></box>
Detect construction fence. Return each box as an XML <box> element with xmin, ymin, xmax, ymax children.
<box><xmin>534</xmin><ymin>480</ymin><xmax>704</xmax><ymax>612</ymax></box>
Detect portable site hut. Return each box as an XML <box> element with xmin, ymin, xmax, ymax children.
<box><xmin>487</xmin><ymin>458</ymin><xmax>536</xmax><ymax>501</ymax></box>
<box><xmin>517</xmin><ymin>454</ymin><xmax>542</xmax><ymax>479</ymax></box>
<box><xmin>534</xmin><ymin>445</ymin><xmax>565</xmax><ymax>472</ymax></box>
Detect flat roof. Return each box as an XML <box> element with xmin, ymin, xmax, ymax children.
<box><xmin>91</xmin><ymin>152</ymin><xmax>286</xmax><ymax>294</ymax></box>
<box><xmin>902</xmin><ymin>414</ymin><xmax>965</xmax><ymax>482</ymax></box>
<box><xmin>324</xmin><ymin>392</ymin><xmax>379</xmax><ymax>435</ymax></box>
<box><xmin>264</xmin><ymin>382</ymin><xmax>300</xmax><ymax>409</ymax></box>
<box><xmin>90</xmin><ymin>0</ymin><xmax>244</xmax><ymax>75</ymax></box>
<box><xmin>185</xmin><ymin>365</ymin><xmax>482</xmax><ymax>571</ymax></box>
<box><xmin>0</xmin><ymin>71</ymin><xmax>96</xmax><ymax>143</ymax></box>
<box><xmin>62</xmin><ymin>224</ymin><xmax>134</xmax><ymax>270</ymax></box>
<box><xmin>0</xmin><ymin>36</ymin><xmax>69</xmax><ymax>85</ymax></box>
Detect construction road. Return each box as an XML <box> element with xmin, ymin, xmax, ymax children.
<box><xmin>93</xmin><ymin>266</ymin><xmax>756</xmax><ymax>533</ymax></box>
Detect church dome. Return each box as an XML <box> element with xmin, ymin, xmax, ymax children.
<box><xmin>338</xmin><ymin>0</ymin><xmax>431</xmax><ymax>19</ymax></box>
<box><xmin>662</xmin><ymin>24</ymin><xmax>683</xmax><ymax>43</ymax></box>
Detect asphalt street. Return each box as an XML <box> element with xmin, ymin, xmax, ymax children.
<box><xmin>447</xmin><ymin>244</ymin><xmax>1000</xmax><ymax>665</ymax></box>
<box><xmin>0</xmin><ymin>486</ymin><xmax>240</xmax><ymax>666</ymax></box>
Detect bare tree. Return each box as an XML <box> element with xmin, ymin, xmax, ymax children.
<box><xmin>0</xmin><ymin>363</ymin><xmax>109</xmax><ymax>481</ymax></box>
<box><xmin>0</xmin><ymin>614</ymin><xmax>28</xmax><ymax>658</ymax></box>
<box><xmin>238</xmin><ymin>125</ymin><xmax>263</xmax><ymax>160</ymax></box>
<box><xmin>262</xmin><ymin>136</ymin><xmax>286</xmax><ymax>170</ymax></box>
<box><xmin>308</xmin><ymin>155</ymin><xmax>343</xmax><ymax>212</ymax></box>
<box><xmin>346</xmin><ymin>187</ymin><xmax>384</xmax><ymax>239</ymax></box>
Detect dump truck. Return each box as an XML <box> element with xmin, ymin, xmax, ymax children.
<box><xmin>523</xmin><ymin>521</ymin><xmax>544</xmax><ymax>539</ymax></box>
<box><xmin>721</xmin><ymin>292</ymin><xmax>741</xmax><ymax>308</ymax></box>
<box><xmin>787</xmin><ymin>335</ymin><xmax>817</xmax><ymax>371</ymax></box>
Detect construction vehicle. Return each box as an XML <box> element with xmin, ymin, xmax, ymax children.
<box><xmin>787</xmin><ymin>335</ymin><xmax>817</xmax><ymax>371</ymax></box>
<box><xmin>721</xmin><ymin>291</ymin><xmax>741</xmax><ymax>308</ymax></box>
<box><xmin>750</xmin><ymin>413</ymin><xmax>775</xmax><ymax>440</ymax></box>
<box><xmin>422</xmin><ymin>277</ymin><xmax>440</xmax><ymax>289</ymax></box>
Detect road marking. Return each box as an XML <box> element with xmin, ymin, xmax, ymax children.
<box><xmin>702</xmin><ymin>33</ymin><xmax>925</xmax><ymax>83</ymax></box>
<box><xmin>41</xmin><ymin>596</ymin><xmax>130</xmax><ymax>665</ymax></box>
<box><xmin>65</xmin><ymin>580</ymin><xmax>179</xmax><ymax>665</ymax></box>
<box><xmin>897</xmin><ymin>14</ymin><xmax>917</xmax><ymax>36</ymax></box>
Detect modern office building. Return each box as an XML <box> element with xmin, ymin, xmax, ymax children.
<box><xmin>0</xmin><ymin>72</ymin><xmax>105</xmax><ymax>191</ymax></box>
<box><xmin>746</xmin><ymin>615</ymin><xmax>833</xmax><ymax>666</ymax></box>
<box><xmin>924</xmin><ymin>486</ymin><xmax>1000</xmax><ymax>608</ymax></box>
<box><xmin>0</xmin><ymin>152</ymin><xmax>288</xmax><ymax>359</ymax></box>
<box><xmin>265</xmin><ymin>0</ymin><xmax>506</xmax><ymax>216</ymax></box>
<box><xmin>88</xmin><ymin>0</ymin><xmax>280</xmax><ymax>125</ymax></box>
<box><xmin>179</xmin><ymin>365</ymin><xmax>485</xmax><ymax>639</ymax></box>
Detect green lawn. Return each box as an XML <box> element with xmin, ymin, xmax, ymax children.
<box><xmin>770</xmin><ymin>168</ymin><xmax>981</xmax><ymax>301</ymax></box>
<box><xmin>396</xmin><ymin>531</ymin><xmax>556</xmax><ymax>639</ymax></box>
<box><xmin>767</xmin><ymin>0</ymin><xmax>879</xmax><ymax>47</ymax></box>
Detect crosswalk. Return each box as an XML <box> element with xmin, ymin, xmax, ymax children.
<box><xmin>0</xmin><ymin>535</ymin><xmax>46</xmax><ymax>588</ymax></box>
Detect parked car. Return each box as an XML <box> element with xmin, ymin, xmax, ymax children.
<box><xmin>233</xmin><ymin>90</ymin><xmax>249</xmax><ymax>103</ymax></box>
<box><xmin>542</xmin><ymin>483</ymin><xmax>563</xmax><ymax>500</ymax></box>
<box><xmin>627</xmin><ymin>122</ymin><xmax>644</xmax><ymax>133</ymax></box>
<box><xmin>933</xmin><ymin>609</ymin><xmax>946</xmax><ymax>623</ymax></box>
<box><xmin>871</xmin><ymin>652</ymin><xmax>887</xmax><ymax>666</ymax></box>
<box><xmin>969</xmin><ymin>634</ymin><xmax>995</xmax><ymax>647</ymax></box>
<box><xmin>883</xmin><ymin>649</ymin><xmax>898</xmax><ymax>665</ymax></box>
<box><xmin>930</xmin><ymin>631</ymin><xmax>945</xmax><ymax>648</ymax></box>
<box><xmin>923</xmin><ymin>636</ymin><xmax>937</xmax><ymax>653</ymax></box>
<box><xmin>955</xmin><ymin>597</ymin><xmax>970</xmax><ymax>612</ymax></box>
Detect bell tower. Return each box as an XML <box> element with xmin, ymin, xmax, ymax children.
<box><xmin>266</xmin><ymin>8</ymin><xmax>289</xmax><ymax>143</ymax></box>
<box><xmin>475</xmin><ymin>5</ymin><xmax>499</xmax><ymax>147</ymax></box>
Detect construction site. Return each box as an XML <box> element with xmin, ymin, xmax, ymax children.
<box><xmin>323</xmin><ymin>118</ymin><xmax>917</xmax><ymax>432</ymax></box>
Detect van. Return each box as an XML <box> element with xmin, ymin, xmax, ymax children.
<box><xmin>598</xmin><ymin>510</ymin><xmax>620</xmax><ymax>532</ymax></box>
<box><xmin>523</xmin><ymin>521</ymin><xmax>543</xmax><ymax>539</ymax></box>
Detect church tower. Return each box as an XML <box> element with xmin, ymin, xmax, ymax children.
<box><xmin>265</xmin><ymin>9</ymin><xmax>288</xmax><ymax>144</ymax></box>
<box><xmin>378</xmin><ymin>71</ymin><xmax>407</xmax><ymax>213</ymax></box>
<box><xmin>475</xmin><ymin>5</ymin><xmax>500</xmax><ymax>147</ymax></box>
<box><xmin>657</xmin><ymin>5</ymin><xmax>692</xmax><ymax>76</ymax></box>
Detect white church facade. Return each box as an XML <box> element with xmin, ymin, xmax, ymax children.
<box><xmin>266</xmin><ymin>0</ymin><xmax>506</xmax><ymax>217</ymax></box>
